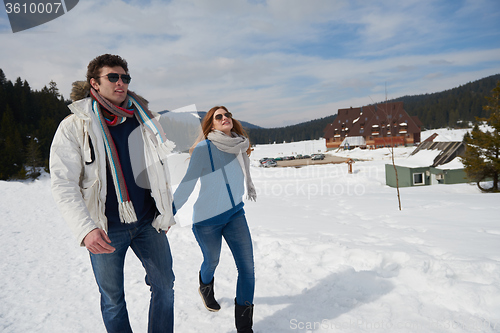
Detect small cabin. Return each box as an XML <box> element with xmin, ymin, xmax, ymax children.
<box><xmin>385</xmin><ymin>139</ymin><xmax>467</xmax><ymax>188</ymax></box>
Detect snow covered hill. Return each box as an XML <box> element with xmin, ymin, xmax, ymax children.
<box><xmin>1</xmin><ymin>128</ymin><xmax>499</xmax><ymax>332</ymax></box>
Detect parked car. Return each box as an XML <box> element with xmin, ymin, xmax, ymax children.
<box><xmin>262</xmin><ymin>159</ymin><xmax>277</xmax><ymax>167</ymax></box>
<box><xmin>274</xmin><ymin>157</ymin><xmax>284</xmax><ymax>161</ymax></box>
<box><xmin>311</xmin><ymin>154</ymin><xmax>325</xmax><ymax>160</ymax></box>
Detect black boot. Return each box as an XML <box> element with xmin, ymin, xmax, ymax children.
<box><xmin>235</xmin><ymin>298</ymin><xmax>254</xmax><ymax>333</ymax></box>
<box><xmin>198</xmin><ymin>273</ymin><xmax>220</xmax><ymax>312</ymax></box>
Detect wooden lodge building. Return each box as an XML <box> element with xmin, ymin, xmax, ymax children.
<box><xmin>324</xmin><ymin>102</ymin><xmax>423</xmax><ymax>150</ymax></box>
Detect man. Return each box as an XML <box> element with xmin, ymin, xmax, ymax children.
<box><xmin>50</xmin><ymin>54</ymin><xmax>176</xmax><ymax>333</ymax></box>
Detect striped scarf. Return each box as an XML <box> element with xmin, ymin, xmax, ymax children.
<box><xmin>90</xmin><ymin>87</ymin><xmax>170</xmax><ymax>223</ymax></box>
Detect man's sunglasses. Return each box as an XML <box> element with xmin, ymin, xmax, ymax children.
<box><xmin>99</xmin><ymin>73</ymin><xmax>132</xmax><ymax>84</ymax></box>
<box><xmin>214</xmin><ymin>112</ymin><xmax>232</xmax><ymax>121</ymax></box>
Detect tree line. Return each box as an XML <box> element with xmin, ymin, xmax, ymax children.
<box><xmin>246</xmin><ymin>115</ymin><xmax>337</xmax><ymax>145</ymax></box>
<box><xmin>388</xmin><ymin>74</ymin><xmax>500</xmax><ymax>129</ymax></box>
<box><xmin>0</xmin><ymin>69</ymin><xmax>70</xmax><ymax>180</ymax></box>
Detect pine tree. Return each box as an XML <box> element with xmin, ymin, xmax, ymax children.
<box><xmin>24</xmin><ymin>137</ymin><xmax>43</xmax><ymax>178</ymax></box>
<box><xmin>0</xmin><ymin>69</ymin><xmax>6</xmax><ymax>121</ymax></box>
<box><xmin>462</xmin><ymin>81</ymin><xmax>500</xmax><ymax>192</ymax></box>
<box><xmin>0</xmin><ymin>69</ymin><xmax>6</xmax><ymax>86</ymax></box>
<box><xmin>0</xmin><ymin>105</ymin><xmax>24</xmax><ymax>179</ymax></box>
<box><xmin>48</xmin><ymin>80</ymin><xmax>60</xmax><ymax>98</ymax></box>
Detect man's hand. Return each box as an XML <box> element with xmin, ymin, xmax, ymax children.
<box><xmin>84</xmin><ymin>229</ymin><xmax>115</xmax><ymax>254</ymax></box>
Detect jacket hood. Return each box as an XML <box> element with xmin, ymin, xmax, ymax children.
<box><xmin>70</xmin><ymin>81</ymin><xmax>91</xmax><ymax>102</ymax></box>
<box><xmin>70</xmin><ymin>80</ymin><xmax>149</xmax><ymax>106</ymax></box>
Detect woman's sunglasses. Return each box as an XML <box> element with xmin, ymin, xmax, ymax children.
<box><xmin>99</xmin><ymin>73</ymin><xmax>132</xmax><ymax>84</ymax></box>
<box><xmin>214</xmin><ymin>112</ymin><xmax>232</xmax><ymax>121</ymax></box>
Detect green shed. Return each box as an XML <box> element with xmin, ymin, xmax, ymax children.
<box><xmin>385</xmin><ymin>140</ymin><xmax>468</xmax><ymax>188</ymax></box>
<box><xmin>385</xmin><ymin>164</ymin><xmax>468</xmax><ymax>188</ymax></box>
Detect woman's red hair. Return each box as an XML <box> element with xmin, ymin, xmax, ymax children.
<box><xmin>190</xmin><ymin>106</ymin><xmax>252</xmax><ymax>155</ymax></box>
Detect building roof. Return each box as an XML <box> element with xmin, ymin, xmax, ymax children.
<box><xmin>396</xmin><ymin>149</ymin><xmax>443</xmax><ymax>168</ymax></box>
<box><xmin>409</xmin><ymin>138</ymin><xmax>465</xmax><ymax>167</ymax></box>
<box><xmin>324</xmin><ymin>102</ymin><xmax>421</xmax><ymax>139</ymax></box>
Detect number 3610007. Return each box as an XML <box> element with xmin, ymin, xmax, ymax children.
<box><xmin>5</xmin><ymin>2</ymin><xmax>62</xmax><ymax>14</ymax></box>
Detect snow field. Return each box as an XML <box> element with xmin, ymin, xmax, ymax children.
<box><xmin>1</xmin><ymin>129</ymin><xmax>500</xmax><ymax>332</ymax></box>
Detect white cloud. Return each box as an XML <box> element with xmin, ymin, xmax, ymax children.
<box><xmin>0</xmin><ymin>0</ymin><xmax>499</xmax><ymax>127</ymax></box>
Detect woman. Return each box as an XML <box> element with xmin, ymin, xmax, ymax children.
<box><xmin>173</xmin><ymin>106</ymin><xmax>256</xmax><ymax>333</ymax></box>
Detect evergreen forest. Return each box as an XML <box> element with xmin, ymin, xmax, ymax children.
<box><xmin>389</xmin><ymin>73</ymin><xmax>500</xmax><ymax>129</ymax></box>
<box><xmin>246</xmin><ymin>115</ymin><xmax>337</xmax><ymax>145</ymax></box>
<box><xmin>0</xmin><ymin>69</ymin><xmax>70</xmax><ymax>180</ymax></box>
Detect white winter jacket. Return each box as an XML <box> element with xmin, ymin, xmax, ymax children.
<box><xmin>50</xmin><ymin>97</ymin><xmax>176</xmax><ymax>246</ymax></box>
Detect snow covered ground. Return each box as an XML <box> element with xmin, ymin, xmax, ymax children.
<box><xmin>1</xmin><ymin>128</ymin><xmax>500</xmax><ymax>332</ymax></box>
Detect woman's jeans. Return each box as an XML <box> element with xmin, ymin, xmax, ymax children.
<box><xmin>89</xmin><ymin>222</ymin><xmax>174</xmax><ymax>333</ymax></box>
<box><xmin>192</xmin><ymin>214</ymin><xmax>255</xmax><ymax>306</ymax></box>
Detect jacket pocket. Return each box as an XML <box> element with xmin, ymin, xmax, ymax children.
<box><xmin>81</xmin><ymin>179</ymin><xmax>99</xmax><ymax>218</ymax></box>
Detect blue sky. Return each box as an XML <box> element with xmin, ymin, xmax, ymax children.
<box><xmin>1</xmin><ymin>0</ymin><xmax>499</xmax><ymax>127</ymax></box>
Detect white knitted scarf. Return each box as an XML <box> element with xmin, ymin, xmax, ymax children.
<box><xmin>207</xmin><ymin>130</ymin><xmax>257</xmax><ymax>201</ymax></box>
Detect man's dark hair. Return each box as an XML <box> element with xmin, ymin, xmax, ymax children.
<box><xmin>86</xmin><ymin>54</ymin><xmax>129</xmax><ymax>84</ymax></box>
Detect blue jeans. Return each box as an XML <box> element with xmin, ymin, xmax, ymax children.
<box><xmin>192</xmin><ymin>214</ymin><xmax>255</xmax><ymax>306</ymax></box>
<box><xmin>89</xmin><ymin>222</ymin><xmax>174</xmax><ymax>333</ymax></box>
